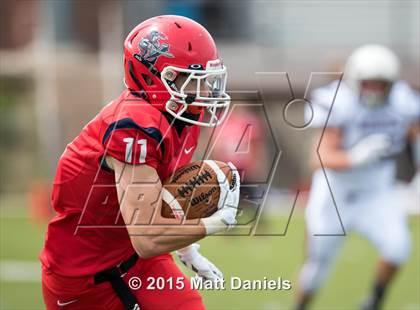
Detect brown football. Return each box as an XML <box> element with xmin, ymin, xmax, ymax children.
<box><xmin>161</xmin><ymin>160</ymin><xmax>234</xmax><ymax>219</ymax></box>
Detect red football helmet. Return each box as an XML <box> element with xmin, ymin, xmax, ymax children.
<box><xmin>124</xmin><ymin>15</ymin><xmax>230</xmax><ymax>127</ymax></box>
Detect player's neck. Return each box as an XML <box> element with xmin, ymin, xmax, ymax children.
<box><xmin>163</xmin><ymin>112</ymin><xmax>188</xmax><ymax>136</ymax></box>
<box><xmin>128</xmin><ymin>90</ymin><xmax>194</xmax><ymax>136</ymax></box>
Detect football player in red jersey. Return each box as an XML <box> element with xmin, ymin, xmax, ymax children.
<box><xmin>40</xmin><ymin>16</ymin><xmax>240</xmax><ymax>310</ymax></box>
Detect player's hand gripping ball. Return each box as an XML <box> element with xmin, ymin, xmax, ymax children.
<box><xmin>161</xmin><ymin>160</ymin><xmax>238</xmax><ymax>219</ymax></box>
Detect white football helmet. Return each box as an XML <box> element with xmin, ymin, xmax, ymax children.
<box><xmin>344</xmin><ymin>44</ymin><xmax>400</xmax><ymax>108</ymax></box>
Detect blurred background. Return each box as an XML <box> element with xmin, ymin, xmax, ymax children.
<box><xmin>0</xmin><ymin>1</ymin><xmax>419</xmax><ymax>309</ymax></box>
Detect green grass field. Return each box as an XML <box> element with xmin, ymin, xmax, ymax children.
<box><xmin>0</xmin><ymin>208</ymin><xmax>419</xmax><ymax>310</ymax></box>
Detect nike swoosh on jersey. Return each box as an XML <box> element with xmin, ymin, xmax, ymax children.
<box><xmin>57</xmin><ymin>299</ymin><xmax>79</xmax><ymax>307</ymax></box>
<box><xmin>184</xmin><ymin>147</ymin><xmax>194</xmax><ymax>154</ymax></box>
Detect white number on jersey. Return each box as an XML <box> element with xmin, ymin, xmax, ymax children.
<box><xmin>123</xmin><ymin>138</ymin><xmax>147</xmax><ymax>164</ymax></box>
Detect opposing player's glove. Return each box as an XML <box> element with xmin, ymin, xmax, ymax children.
<box><xmin>176</xmin><ymin>243</ymin><xmax>223</xmax><ymax>283</ymax></box>
<box><xmin>348</xmin><ymin>134</ymin><xmax>392</xmax><ymax>167</ymax></box>
<box><xmin>201</xmin><ymin>161</ymin><xmax>240</xmax><ymax>235</ymax></box>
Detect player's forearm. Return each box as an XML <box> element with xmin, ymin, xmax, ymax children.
<box><xmin>122</xmin><ymin>194</ymin><xmax>206</xmax><ymax>258</ymax></box>
<box><xmin>126</xmin><ymin>222</ymin><xmax>205</xmax><ymax>258</ymax></box>
<box><xmin>310</xmin><ymin>128</ymin><xmax>352</xmax><ymax>171</ymax></box>
<box><xmin>140</xmin><ymin>231</ymin><xmax>204</xmax><ymax>258</ymax></box>
<box><xmin>310</xmin><ymin>149</ymin><xmax>351</xmax><ymax>170</ymax></box>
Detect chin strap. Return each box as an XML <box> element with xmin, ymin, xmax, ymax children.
<box><xmin>130</xmin><ymin>90</ymin><xmax>148</xmax><ymax>100</ymax></box>
<box><xmin>185</xmin><ymin>94</ymin><xmax>196</xmax><ymax>104</ymax></box>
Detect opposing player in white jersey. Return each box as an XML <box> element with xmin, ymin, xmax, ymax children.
<box><xmin>295</xmin><ymin>44</ymin><xmax>420</xmax><ymax>310</ymax></box>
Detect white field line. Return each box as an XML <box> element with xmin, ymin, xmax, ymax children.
<box><xmin>0</xmin><ymin>261</ymin><xmax>41</xmax><ymax>282</ymax></box>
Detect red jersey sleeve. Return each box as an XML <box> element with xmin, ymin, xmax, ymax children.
<box><xmin>102</xmin><ymin>118</ymin><xmax>164</xmax><ymax>170</ymax></box>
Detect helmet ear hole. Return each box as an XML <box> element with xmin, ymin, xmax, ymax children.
<box><xmin>142</xmin><ymin>74</ymin><xmax>154</xmax><ymax>86</ymax></box>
